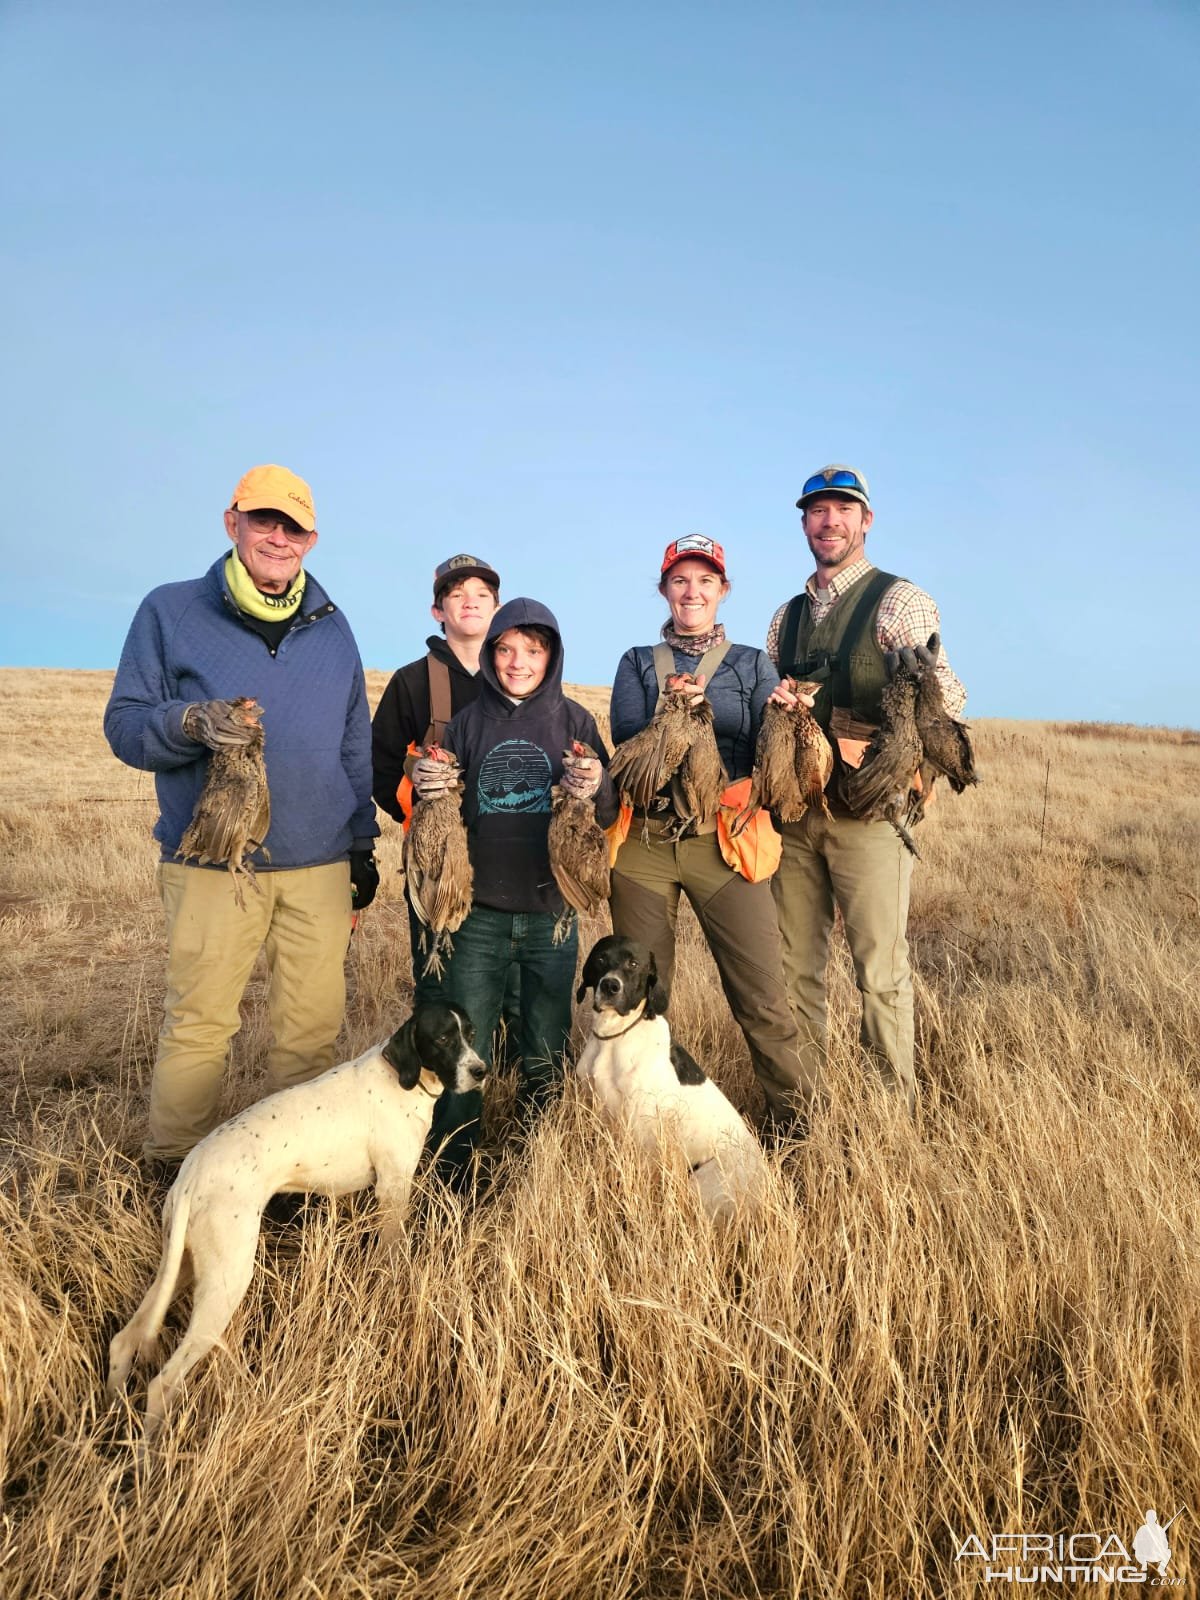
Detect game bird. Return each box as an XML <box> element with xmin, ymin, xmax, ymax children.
<box><xmin>842</xmin><ymin>665</ymin><xmax>924</xmax><ymax>856</ymax></box>
<box><xmin>547</xmin><ymin>740</ymin><xmax>611</xmax><ymax>942</ymax></box>
<box><xmin>914</xmin><ymin>636</ymin><xmax>978</xmax><ymax>794</ymax></box>
<box><xmin>406</xmin><ymin>745</ymin><xmax>473</xmax><ymax>977</ymax></box>
<box><xmin>733</xmin><ymin>678</ymin><xmax>832</xmax><ymax>833</ymax></box>
<box><xmin>177</xmin><ymin>698</ymin><xmax>270</xmax><ymax>909</ymax></box>
<box><xmin>610</xmin><ymin>674</ymin><xmax>728</xmax><ymax>839</ymax></box>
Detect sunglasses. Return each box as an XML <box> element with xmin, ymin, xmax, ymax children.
<box><xmin>244</xmin><ymin>509</ymin><xmax>311</xmax><ymax>540</ymax></box>
<box><xmin>800</xmin><ymin>470</ymin><xmax>867</xmax><ymax>500</ymax></box>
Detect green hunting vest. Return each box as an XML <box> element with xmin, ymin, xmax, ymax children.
<box><xmin>776</xmin><ymin>568</ymin><xmax>900</xmax><ymax>736</ymax></box>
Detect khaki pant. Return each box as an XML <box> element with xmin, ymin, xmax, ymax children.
<box><xmin>610</xmin><ymin>821</ymin><xmax>814</xmax><ymax>1120</ymax></box>
<box><xmin>146</xmin><ymin>861</ymin><xmax>353</xmax><ymax>1159</ymax></box>
<box><xmin>771</xmin><ymin>810</ymin><xmax>915</xmax><ymax>1111</ymax></box>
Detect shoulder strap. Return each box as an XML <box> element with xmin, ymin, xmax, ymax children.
<box><xmin>651</xmin><ymin>642</ymin><xmax>674</xmax><ymax>694</ymax></box>
<box><xmin>651</xmin><ymin>642</ymin><xmax>674</xmax><ymax>709</ymax></box>
<box><xmin>694</xmin><ymin>639</ymin><xmax>731</xmax><ymax>683</ymax></box>
<box><xmin>651</xmin><ymin>639</ymin><xmax>731</xmax><ymax>710</ymax></box>
<box><xmin>777</xmin><ymin>595</ymin><xmax>808</xmax><ymax>676</ymax></box>
<box><xmin>830</xmin><ymin>569</ymin><xmax>898</xmax><ymax>707</ymax></box>
<box><xmin>424</xmin><ymin>655</ymin><xmax>453</xmax><ymax>743</ymax></box>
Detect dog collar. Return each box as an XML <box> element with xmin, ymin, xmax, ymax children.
<box><xmin>594</xmin><ymin>1009</ymin><xmax>648</xmax><ymax>1041</ymax></box>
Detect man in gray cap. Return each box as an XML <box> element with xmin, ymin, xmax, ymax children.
<box><xmin>765</xmin><ymin>465</ymin><xmax>968</xmax><ymax>1113</ymax></box>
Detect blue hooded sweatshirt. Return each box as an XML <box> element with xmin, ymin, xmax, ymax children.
<box><xmin>441</xmin><ymin>598</ymin><xmax>618</xmax><ymax>915</ymax></box>
<box><xmin>104</xmin><ymin>556</ymin><xmax>377</xmax><ymax>868</ymax></box>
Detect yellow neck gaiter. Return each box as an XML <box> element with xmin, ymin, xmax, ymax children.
<box><xmin>225</xmin><ymin>551</ymin><xmax>307</xmax><ymax>621</ymax></box>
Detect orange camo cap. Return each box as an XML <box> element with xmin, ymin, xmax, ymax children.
<box><xmin>229</xmin><ymin>464</ymin><xmax>317</xmax><ymax>532</ymax></box>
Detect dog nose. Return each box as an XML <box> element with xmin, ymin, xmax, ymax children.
<box><xmin>598</xmin><ymin>975</ymin><xmax>622</xmax><ymax>998</ymax></box>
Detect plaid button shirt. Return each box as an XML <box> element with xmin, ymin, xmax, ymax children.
<box><xmin>766</xmin><ymin>559</ymin><xmax>967</xmax><ymax>717</ymax></box>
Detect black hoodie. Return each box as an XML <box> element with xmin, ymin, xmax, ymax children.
<box><xmin>371</xmin><ymin>635</ymin><xmax>483</xmax><ymax>823</ymax></box>
<box><xmin>442</xmin><ymin>598</ymin><xmax>618</xmax><ymax>915</ymax></box>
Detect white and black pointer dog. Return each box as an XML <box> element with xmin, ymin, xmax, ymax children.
<box><xmin>575</xmin><ymin>935</ymin><xmax>770</xmax><ymax>1221</ymax></box>
<box><xmin>106</xmin><ymin>1002</ymin><xmax>485</xmax><ymax>1440</ymax></box>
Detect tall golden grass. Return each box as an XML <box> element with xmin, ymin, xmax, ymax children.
<box><xmin>1</xmin><ymin>667</ymin><xmax>1197</xmax><ymax>1598</ymax></box>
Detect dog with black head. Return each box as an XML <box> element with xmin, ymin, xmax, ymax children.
<box><xmin>575</xmin><ymin>935</ymin><xmax>769</xmax><ymax>1221</ymax></box>
<box><xmin>106</xmin><ymin>1001</ymin><xmax>485</xmax><ymax>1442</ymax></box>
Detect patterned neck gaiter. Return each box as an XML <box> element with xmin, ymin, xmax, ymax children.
<box><xmin>660</xmin><ymin>619</ymin><xmax>726</xmax><ymax>657</ymax></box>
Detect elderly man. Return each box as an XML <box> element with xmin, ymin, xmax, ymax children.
<box><xmin>105</xmin><ymin>464</ymin><xmax>379</xmax><ymax>1182</ymax></box>
<box><xmin>766</xmin><ymin>465</ymin><xmax>967</xmax><ymax>1113</ymax></box>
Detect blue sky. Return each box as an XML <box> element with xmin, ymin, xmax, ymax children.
<box><xmin>2</xmin><ymin>1</ymin><xmax>1197</xmax><ymax>723</ymax></box>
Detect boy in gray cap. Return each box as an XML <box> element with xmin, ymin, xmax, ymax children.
<box><xmin>372</xmin><ymin>554</ymin><xmax>505</xmax><ymax>1003</ymax></box>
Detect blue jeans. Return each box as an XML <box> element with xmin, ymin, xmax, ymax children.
<box><xmin>407</xmin><ymin>884</ymin><xmax>522</xmax><ymax>1048</ymax></box>
<box><xmin>432</xmin><ymin>904</ymin><xmax>579</xmax><ymax>1184</ymax></box>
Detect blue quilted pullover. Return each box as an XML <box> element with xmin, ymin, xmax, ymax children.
<box><xmin>104</xmin><ymin>556</ymin><xmax>378</xmax><ymax>868</ymax></box>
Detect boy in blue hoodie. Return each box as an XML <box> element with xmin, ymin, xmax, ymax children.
<box><xmin>410</xmin><ymin>598</ymin><xmax>618</xmax><ymax>1186</ymax></box>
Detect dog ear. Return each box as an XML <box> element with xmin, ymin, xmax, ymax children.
<box><xmin>577</xmin><ymin>941</ymin><xmax>602</xmax><ymax>1003</ymax></box>
<box><xmin>644</xmin><ymin>951</ymin><xmax>670</xmax><ymax>1019</ymax></box>
<box><xmin>381</xmin><ymin>1016</ymin><xmax>422</xmax><ymax>1089</ymax></box>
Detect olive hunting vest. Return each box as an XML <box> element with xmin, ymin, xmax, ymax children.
<box><xmin>776</xmin><ymin>569</ymin><xmax>901</xmax><ymax>738</ymax></box>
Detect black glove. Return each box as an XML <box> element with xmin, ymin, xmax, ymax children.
<box><xmin>183</xmin><ymin>699</ymin><xmax>260</xmax><ymax>749</ymax></box>
<box><xmin>884</xmin><ymin>632</ymin><xmax>941</xmax><ymax>679</ymax></box>
<box><xmin>349</xmin><ymin>849</ymin><xmax>380</xmax><ymax>912</ymax></box>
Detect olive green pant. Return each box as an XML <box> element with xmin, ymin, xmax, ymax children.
<box><xmin>771</xmin><ymin>810</ymin><xmax>915</xmax><ymax>1111</ymax></box>
<box><xmin>145</xmin><ymin>861</ymin><xmax>353</xmax><ymax>1159</ymax></box>
<box><xmin>609</xmin><ymin>822</ymin><xmax>813</xmax><ymax>1120</ymax></box>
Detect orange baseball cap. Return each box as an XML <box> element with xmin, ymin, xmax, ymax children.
<box><xmin>229</xmin><ymin>464</ymin><xmax>317</xmax><ymax>532</ymax></box>
<box><xmin>660</xmin><ymin>534</ymin><xmax>727</xmax><ymax>579</ymax></box>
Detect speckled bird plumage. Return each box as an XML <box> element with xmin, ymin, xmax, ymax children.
<box><xmin>792</xmin><ymin>682</ymin><xmax>836</xmax><ymax>818</ymax></box>
<box><xmin>610</xmin><ymin>674</ymin><xmax>728</xmax><ymax>838</ymax></box>
<box><xmin>176</xmin><ymin>698</ymin><xmax>270</xmax><ymax>909</ymax></box>
<box><xmin>735</xmin><ymin>678</ymin><xmax>833</xmax><ymax>834</ymax></box>
<box><xmin>670</xmin><ymin>709</ymin><xmax>728</xmax><ymax>837</ymax></box>
<box><xmin>405</xmin><ymin>745</ymin><xmax>473</xmax><ymax>977</ymax></box>
<box><xmin>548</xmin><ymin>741</ymin><xmax>611</xmax><ymax>941</ymax></box>
<box><xmin>609</xmin><ymin>676</ymin><xmax>700</xmax><ymax>811</ymax></box>
<box><xmin>914</xmin><ymin>662</ymin><xmax>978</xmax><ymax>793</ymax></box>
<box><xmin>842</xmin><ymin>667</ymin><xmax>924</xmax><ymax>855</ymax></box>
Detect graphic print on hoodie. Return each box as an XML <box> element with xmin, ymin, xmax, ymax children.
<box><xmin>441</xmin><ymin>598</ymin><xmax>619</xmax><ymax>915</ymax></box>
<box><xmin>477</xmin><ymin>740</ymin><xmax>553</xmax><ymax>814</ymax></box>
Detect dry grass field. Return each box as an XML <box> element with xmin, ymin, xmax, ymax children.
<box><xmin>1</xmin><ymin>667</ymin><xmax>1198</xmax><ymax>1599</ymax></box>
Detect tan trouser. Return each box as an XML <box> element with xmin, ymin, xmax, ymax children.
<box><xmin>146</xmin><ymin>861</ymin><xmax>353</xmax><ymax>1159</ymax></box>
<box><xmin>771</xmin><ymin>810</ymin><xmax>915</xmax><ymax>1111</ymax></box>
<box><xmin>610</xmin><ymin>820</ymin><xmax>814</xmax><ymax>1120</ymax></box>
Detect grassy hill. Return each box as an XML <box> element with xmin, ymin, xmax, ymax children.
<box><xmin>1</xmin><ymin>669</ymin><xmax>1197</xmax><ymax>1597</ymax></box>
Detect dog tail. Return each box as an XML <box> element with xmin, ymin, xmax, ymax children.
<box><xmin>143</xmin><ymin>1182</ymin><xmax>194</xmax><ymax>1341</ymax></box>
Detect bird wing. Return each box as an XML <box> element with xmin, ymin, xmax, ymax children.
<box><xmin>428</xmin><ymin>822</ymin><xmax>474</xmax><ymax>932</ymax></box>
<box><xmin>609</xmin><ymin>702</ymin><xmax>695</xmax><ymax>809</ymax></box>
<box><xmin>178</xmin><ymin>750</ymin><xmax>268</xmax><ymax>867</ymax></box>
<box><xmin>406</xmin><ymin>789</ymin><xmax>472</xmax><ymax>931</ymax></box>
<box><xmin>844</xmin><ymin>739</ymin><xmax>920</xmax><ymax>819</ymax></box>
<box><xmin>914</xmin><ymin>670</ymin><xmax>978</xmax><ymax>791</ymax></box>
<box><xmin>677</xmin><ymin>727</ymin><xmax>728</xmax><ymax>823</ymax></box>
<box><xmin>795</xmin><ymin>714</ymin><xmax>834</xmax><ymax>808</ymax></box>
<box><xmin>548</xmin><ymin>795</ymin><xmax>611</xmax><ymax>913</ymax></box>
<box><xmin>753</xmin><ymin>703</ymin><xmax>805</xmax><ymax>820</ymax></box>
<box><xmin>843</xmin><ymin>676</ymin><xmax>922</xmax><ymax>820</ymax></box>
